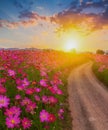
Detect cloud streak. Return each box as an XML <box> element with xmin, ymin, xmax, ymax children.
<box><xmin>0</xmin><ymin>19</ymin><xmax>38</xmax><ymax>29</ymax></box>
<box><xmin>0</xmin><ymin>8</ymin><xmax>51</xmax><ymax>29</ymax></box>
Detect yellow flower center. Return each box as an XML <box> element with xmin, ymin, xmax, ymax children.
<box><xmin>0</xmin><ymin>99</ymin><xmax>4</xmax><ymax>104</ymax></box>
<box><xmin>11</xmin><ymin>119</ymin><xmax>15</xmax><ymax>124</ymax></box>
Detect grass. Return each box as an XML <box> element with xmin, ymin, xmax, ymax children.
<box><xmin>92</xmin><ymin>62</ymin><xmax>108</xmax><ymax>87</ymax></box>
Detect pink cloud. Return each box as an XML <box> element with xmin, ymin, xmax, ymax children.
<box><xmin>0</xmin><ymin>19</ymin><xmax>38</xmax><ymax>29</ymax></box>
<box><xmin>0</xmin><ymin>11</ymin><xmax>50</xmax><ymax>29</ymax></box>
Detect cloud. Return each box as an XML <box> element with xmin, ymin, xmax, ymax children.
<box><xmin>18</xmin><ymin>10</ymin><xmax>49</xmax><ymax>22</ymax></box>
<box><xmin>49</xmin><ymin>0</ymin><xmax>108</xmax><ymax>35</ymax></box>
<box><xmin>0</xmin><ymin>9</ymin><xmax>51</xmax><ymax>29</ymax></box>
<box><xmin>0</xmin><ymin>19</ymin><xmax>38</xmax><ymax>29</ymax></box>
<box><xmin>19</xmin><ymin>10</ymin><xmax>40</xmax><ymax>19</ymax></box>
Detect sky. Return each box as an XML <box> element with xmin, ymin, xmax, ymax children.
<box><xmin>0</xmin><ymin>0</ymin><xmax>108</xmax><ymax>52</ymax></box>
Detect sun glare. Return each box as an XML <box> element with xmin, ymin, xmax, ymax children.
<box><xmin>61</xmin><ymin>31</ymin><xmax>81</xmax><ymax>52</ymax></box>
<box><xmin>65</xmin><ymin>39</ymin><xmax>78</xmax><ymax>51</ymax></box>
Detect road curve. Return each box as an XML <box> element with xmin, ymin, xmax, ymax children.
<box><xmin>68</xmin><ymin>62</ymin><xmax>108</xmax><ymax>130</ymax></box>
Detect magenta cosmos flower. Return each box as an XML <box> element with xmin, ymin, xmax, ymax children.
<box><xmin>15</xmin><ymin>94</ymin><xmax>21</xmax><ymax>100</ymax></box>
<box><xmin>34</xmin><ymin>95</ymin><xmax>40</xmax><ymax>102</ymax></box>
<box><xmin>56</xmin><ymin>89</ymin><xmax>63</xmax><ymax>95</ymax></box>
<box><xmin>0</xmin><ymin>86</ymin><xmax>6</xmax><ymax>94</ymax></box>
<box><xmin>8</xmin><ymin>69</ymin><xmax>16</xmax><ymax>76</ymax></box>
<box><xmin>6</xmin><ymin>115</ymin><xmax>20</xmax><ymax>128</ymax></box>
<box><xmin>25</xmin><ymin>88</ymin><xmax>34</xmax><ymax>95</ymax></box>
<box><xmin>48</xmin><ymin>96</ymin><xmax>58</xmax><ymax>105</ymax></box>
<box><xmin>22</xmin><ymin>78</ymin><xmax>30</xmax><ymax>87</ymax></box>
<box><xmin>22</xmin><ymin>117</ymin><xmax>32</xmax><ymax>129</ymax></box>
<box><xmin>5</xmin><ymin>106</ymin><xmax>21</xmax><ymax>117</ymax></box>
<box><xmin>48</xmin><ymin>114</ymin><xmax>56</xmax><ymax>123</ymax></box>
<box><xmin>26</xmin><ymin>102</ymin><xmax>36</xmax><ymax>114</ymax></box>
<box><xmin>42</xmin><ymin>95</ymin><xmax>48</xmax><ymax>104</ymax></box>
<box><xmin>39</xmin><ymin>110</ymin><xmax>49</xmax><ymax>122</ymax></box>
<box><xmin>21</xmin><ymin>97</ymin><xmax>31</xmax><ymax>106</ymax></box>
<box><xmin>0</xmin><ymin>95</ymin><xmax>10</xmax><ymax>108</ymax></box>
<box><xmin>40</xmin><ymin>79</ymin><xmax>48</xmax><ymax>87</ymax></box>
<box><xmin>58</xmin><ymin>108</ymin><xmax>64</xmax><ymax>119</ymax></box>
<box><xmin>34</xmin><ymin>87</ymin><xmax>41</xmax><ymax>93</ymax></box>
<box><xmin>0</xmin><ymin>78</ymin><xmax>6</xmax><ymax>83</ymax></box>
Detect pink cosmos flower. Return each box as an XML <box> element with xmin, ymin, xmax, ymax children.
<box><xmin>16</xmin><ymin>78</ymin><xmax>30</xmax><ymax>90</ymax></box>
<box><xmin>22</xmin><ymin>117</ymin><xmax>32</xmax><ymax>129</ymax></box>
<box><xmin>16</xmin><ymin>78</ymin><xmax>22</xmax><ymax>85</ymax></box>
<box><xmin>17</xmin><ymin>85</ymin><xmax>25</xmax><ymax>91</ymax></box>
<box><xmin>6</xmin><ymin>115</ymin><xmax>20</xmax><ymax>128</ymax></box>
<box><xmin>21</xmin><ymin>97</ymin><xmax>31</xmax><ymax>106</ymax></box>
<box><xmin>48</xmin><ymin>96</ymin><xmax>58</xmax><ymax>105</ymax></box>
<box><xmin>25</xmin><ymin>88</ymin><xmax>34</xmax><ymax>95</ymax></box>
<box><xmin>22</xmin><ymin>78</ymin><xmax>30</xmax><ymax>87</ymax></box>
<box><xmin>15</xmin><ymin>94</ymin><xmax>21</xmax><ymax>100</ymax></box>
<box><xmin>0</xmin><ymin>86</ymin><xmax>6</xmax><ymax>94</ymax></box>
<box><xmin>8</xmin><ymin>69</ymin><xmax>16</xmax><ymax>76</ymax></box>
<box><xmin>40</xmin><ymin>71</ymin><xmax>47</xmax><ymax>77</ymax></box>
<box><xmin>48</xmin><ymin>114</ymin><xmax>56</xmax><ymax>123</ymax></box>
<box><xmin>39</xmin><ymin>110</ymin><xmax>49</xmax><ymax>122</ymax></box>
<box><xmin>40</xmin><ymin>79</ymin><xmax>48</xmax><ymax>87</ymax></box>
<box><xmin>56</xmin><ymin>89</ymin><xmax>63</xmax><ymax>95</ymax></box>
<box><xmin>34</xmin><ymin>87</ymin><xmax>41</xmax><ymax>93</ymax></box>
<box><xmin>5</xmin><ymin>106</ymin><xmax>21</xmax><ymax>117</ymax></box>
<box><xmin>57</xmin><ymin>89</ymin><xmax>63</xmax><ymax>95</ymax></box>
<box><xmin>4</xmin><ymin>106</ymin><xmax>21</xmax><ymax>116</ymax></box>
<box><xmin>5</xmin><ymin>109</ymin><xmax>14</xmax><ymax>117</ymax></box>
<box><xmin>58</xmin><ymin>109</ymin><xmax>64</xmax><ymax>119</ymax></box>
<box><xmin>42</xmin><ymin>95</ymin><xmax>48</xmax><ymax>104</ymax></box>
<box><xmin>34</xmin><ymin>95</ymin><xmax>40</xmax><ymax>101</ymax></box>
<box><xmin>47</xmin><ymin>86</ymin><xmax>56</xmax><ymax>94</ymax></box>
<box><xmin>0</xmin><ymin>95</ymin><xmax>10</xmax><ymax>108</ymax></box>
<box><xmin>26</xmin><ymin>102</ymin><xmax>36</xmax><ymax>114</ymax></box>
<box><xmin>59</xmin><ymin>108</ymin><xmax>64</xmax><ymax>113</ymax></box>
<box><xmin>98</xmin><ymin>65</ymin><xmax>105</xmax><ymax>72</ymax></box>
<box><xmin>0</xmin><ymin>78</ymin><xmax>6</xmax><ymax>83</ymax></box>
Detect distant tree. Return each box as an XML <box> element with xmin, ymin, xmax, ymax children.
<box><xmin>96</xmin><ymin>49</ymin><xmax>104</xmax><ymax>54</ymax></box>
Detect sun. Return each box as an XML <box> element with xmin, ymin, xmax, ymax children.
<box><xmin>65</xmin><ymin>39</ymin><xmax>78</xmax><ymax>51</ymax></box>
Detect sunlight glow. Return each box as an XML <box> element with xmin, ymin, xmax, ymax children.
<box><xmin>61</xmin><ymin>30</ymin><xmax>82</xmax><ymax>52</ymax></box>
<box><xmin>65</xmin><ymin>39</ymin><xmax>78</xmax><ymax>51</ymax></box>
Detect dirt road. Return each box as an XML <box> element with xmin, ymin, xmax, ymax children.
<box><xmin>68</xmin><ymin>62</ymin><xmax>108</xmax><ymax>130</ymax></box>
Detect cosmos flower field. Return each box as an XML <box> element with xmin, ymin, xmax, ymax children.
<box><xmin>93</xmin><ymin>54</ymin><xmax>108</xmax><ymax>87</ymax></box>
<box><xmin>0</xmin><ymin>50</ymin><xmax>87</xmax><ymax>130</ymax></box>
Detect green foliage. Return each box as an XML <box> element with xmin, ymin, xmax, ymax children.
<box><xmin>92</xmin><ymin>63</ymin><xmax>108</xmax><ymax>87</ymax></box>
<box><xmin>96</xmin><ymin>49</ymin><xmax>104</xmax><ymax>54</ymax></box>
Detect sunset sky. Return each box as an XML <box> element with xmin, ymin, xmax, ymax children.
<box><xmin>0</xmin><ymin>0</ymin><xmax>108</xmax><ymax>52</ymax></box>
